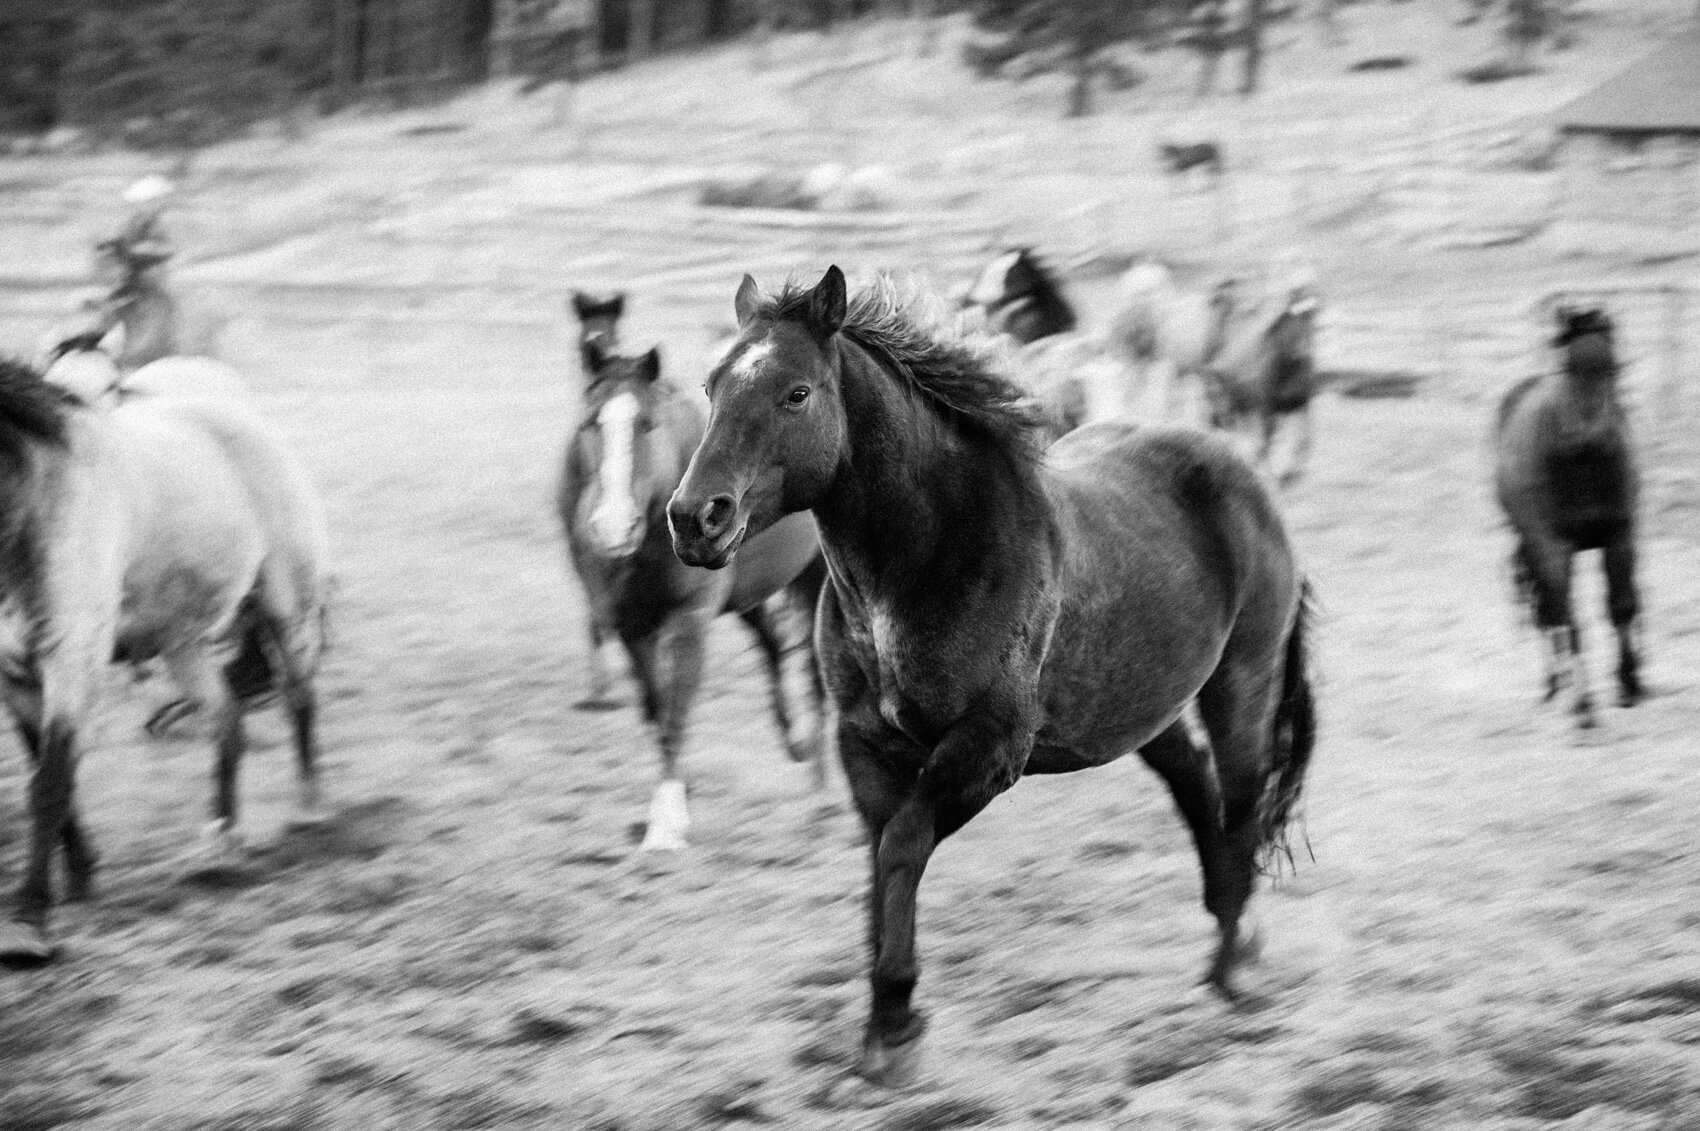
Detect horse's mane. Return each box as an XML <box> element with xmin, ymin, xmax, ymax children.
<box><xmin>0</xmin><ymin>358</ymin><xmax>72</xmax><ymax>448</ymax></box>
<box><xmin>760</xmin><ymin>274</ymin><xmax>1046</xmax><ymax>461</ymax></box>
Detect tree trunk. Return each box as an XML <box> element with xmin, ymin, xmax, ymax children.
<box><xmin>1239</xmin><ymin>0</ymin><xmax>1266</xmax><ymax>95</ymax></box>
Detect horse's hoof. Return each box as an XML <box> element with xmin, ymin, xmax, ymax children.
<box><xmin>856</xmin><ymin>1031</ymin><xmax>924</xmax><ymax>1090</ymax></box>
<box><xmin>638</xmin><ymin>825</ymin><xmax>689</xmax><ymax>852</ymax></box>
<box><xmin>1574</xmin><ymin>703</ymin><xmax>1598</xmax><ymax>729</ymax></box>
<box><xmin>0</xmin><ymin>921</ymin><xmax>57</xmax><ymax>969</ymax></box>
<box><xmin>573</xmin><ymin>695</ymin><xmax>624</xmax><ymax>713</ymax></box>
<box><xmin>192</xmin><ymin>821</ymin><xmax>247</xmax><ymax>872</ymax></box>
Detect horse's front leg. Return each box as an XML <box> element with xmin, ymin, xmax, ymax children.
<box><xmin>639</xmin><ymin>610</ymin><xmax>708</xmax><ymax>851</ymax></box>
<box><xmin>842</xmin><ymin>708</ymin><xmax>1031</xmax><ymax>1089</ymax></box>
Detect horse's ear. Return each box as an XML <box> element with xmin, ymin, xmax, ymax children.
<box><xmin>808</xmin><ymin>265</ymin><xmax>847</xmax><ymax>339</ymax></box>
<box><xmin>609</xmin><ymin>293</ymin><xmax>626</xmax><ymax>319</ymax></box>
<box><xmin>734</xmin><ymin>275</ymin><xmax>766</xmax><ymax>329</ymax></box>
<box><xmin>571</xmin><ymin>291</ymin><xmax>592</xmax><ymax>319</ymax></box>
<box><xmin>639</xmin><ymin>346</ymin><xmax>661</xmax><ymax>382</ymax></box>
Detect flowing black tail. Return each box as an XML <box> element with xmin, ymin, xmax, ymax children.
<box><xmin>1259</xmin><ymin>580</ymin><xmax>1316</xmax><ymax>872</ymax></box>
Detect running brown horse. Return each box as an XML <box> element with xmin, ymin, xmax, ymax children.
<box><xmin>1201</xmin><ymin>286</ymin><xmax>1321</xmax><ymax>486</ymax></box>
<box><xmin>669</xmin><ymin>267</ymin><xmax>1316</xmax><ymax>1086</ymax></box>
<box><xmin>1494</xmin><ymin>306</ymin><xmax>1643</xmax><ymax>728</ymax></box>
<box><xmin>558</xmin><ymin>342</ymin><xmax>828</xmax><ymax>851</ymax></box>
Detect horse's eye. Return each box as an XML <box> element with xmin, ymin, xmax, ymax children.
<box><xmin>786</xmin><ymin>387</ymin><xmax>809</xmax><ymax>407</ymax></box>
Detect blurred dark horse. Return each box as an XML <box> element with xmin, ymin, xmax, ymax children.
<box><xmin>558</xmin><ymin>343</ymin><xmax>828</xmax><ymax>851</ymax></box>
<box><xmin>961</xmin><ymin>248</ymin><xmax>1078</xmax><ymax>344</ymax></box>
<box><xmin>1494</xmin><ymin>306</ymin><xmax>1643</xmax><ymax>727</ymax></box>
<box><xmin>670</xmin><ymin>267</ymin><xmax>1316</xmax><ymax>1087</ymax></box>
<box><xmin>1202</xmin><ymin>287</ymin><xmax>1321</xmax><ymax>485</ymax></box>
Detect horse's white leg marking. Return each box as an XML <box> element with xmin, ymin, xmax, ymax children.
<box><xmin>641</xmin><ymin>779</ymin><xmax>690</xmax><ymax>851</ymax></box>
<box><xmin>587</xmin><ymin>392</ymin><xmax>642</xmax><ymax>554</ymax></box>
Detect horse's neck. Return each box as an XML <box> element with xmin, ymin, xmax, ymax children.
<box><xmin>815</xmin><ymin>344</ymin><xmax>1041</xmax><ymax>600</ymax></box>
<box><xmin>1555</xmin><ymin>370</ymin><xmax>1621</xmax><ymax>439</ymax></box>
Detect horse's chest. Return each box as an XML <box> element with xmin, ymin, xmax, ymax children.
<box><xmin>842</xmin><ymin>605</ymin><xmax>949</xmax><ymax>739</ymax></box>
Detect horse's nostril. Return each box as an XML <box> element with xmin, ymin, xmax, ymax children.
<box><xmin>699</xmin><ymin>495</ymin><xmax>736</xmax><ymax>538</ymax></box>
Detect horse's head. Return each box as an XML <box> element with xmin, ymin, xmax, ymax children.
<box><xmin>669</xmin><ymin>267</ymin><xmax>849</xmax><ymax>569</ymax></box>
<box><xmin>1553</xmin><ymin>306</ymin><xmax>1616</xmax><ymax>383</ymax></box>
<box><xmin>570</xmin><ymin>291</ymin><xmax>626</xmax><ymax>368</ymax></box>
<box><xmin>965</xmin><ymin>248</ymin><xmax>1041</xmax><ymax>313</ymax></box>
<box><xmin>571</xmin><ymin>342</ymin><xmax>674</xmax><ymax>560</ymax></box>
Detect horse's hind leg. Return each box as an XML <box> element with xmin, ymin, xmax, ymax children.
<box><xmin>1138</xmin><ymin>717</ymin><xmax>1263</xmax><ymax>991</ymax></box>
<box><xmin>1194</xmin><ymin>655</ymin><xmax>1289</xmax><ymax>999</ymax></box>
<box><xmin>162</xmin><ymin>646</ymin><xmax>246</xmax><ymax>866</ymax></box>
<box><xmin>1603</xmin><ymin>537</ymin><xmax>1643</xmax><ymax>707</ymax></box>
<box><xmin>251</xmin><ymin>613</ymin><xmax>328</xmax><ymax>826</ymax></box>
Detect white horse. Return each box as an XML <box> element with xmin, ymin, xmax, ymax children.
<box><xmin>0</xmin><ymin>351</ymin><xmax>329</xmax><ymax>965</ymax></box>
<box><xmin>1103</xmin><ymin>258</ymin><xmax>1238</xmax><ymax>425</ymax></box>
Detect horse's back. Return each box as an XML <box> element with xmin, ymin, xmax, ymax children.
<box><xmin>1034</xmin><ymin>424</ymin><xmax>1299</xmax><ymax>763</ymax></box>
<box><xmin>113</xmin><ymin>395</ymin><xmax>329</xmax><ymax>629</ymax></box>
<box><xmin>1048</xmin><ymin>424</ymin><xmax>1291</xmax><ymax>565</ymax></box>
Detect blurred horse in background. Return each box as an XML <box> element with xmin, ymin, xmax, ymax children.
<box><xmin>1494</xmin><ymin>306</ymin><xmax>1644</xmax><ymax>728</ymax></box>
<box><xmin>1200</xmin><ymin>286</ymin><xmax>1321</xmax><ymax>485</ymax></box>
<box><xmin>558</xmin><ymin>342</ymin><xmax>828</xmax><ymax>851</ymax></box>
<box><xmin>0</xmin><ymin>353</ymin><xmax>330</xmax><ymax>966</ymax></box>
<box><xmin>962</xmin><ymin>248</ymin><xmax>1130</xmax><ymax>441</ymax></box>
<box><xmin>961</xmin><ymin>247</ymin><xmax>1077</xmax><ymax>344</ymax></box>
<box><xmin>1104</xmin><ymin>257</ymin><xmax>1239</xmax><ymax>424</ymax></box>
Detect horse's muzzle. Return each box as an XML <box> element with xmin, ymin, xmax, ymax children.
<box><xmin>668</xmin><ymin>494</ymin><xmax>745</xmax><ymax>569</ymax></box>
